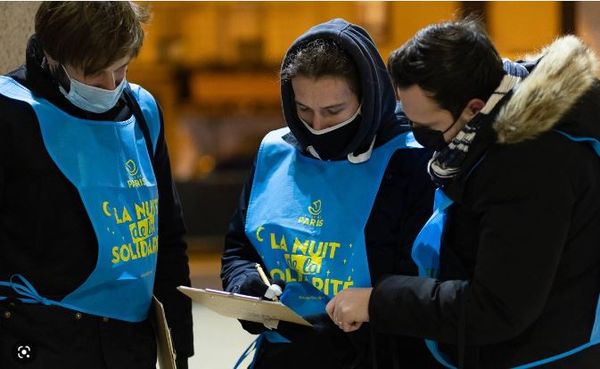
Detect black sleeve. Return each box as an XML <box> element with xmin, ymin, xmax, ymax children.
<box><xmin>365</xmin><ymin>148</ymin><xmax>435</xmax><ymax>284</ymax></box>
<box><xmin>220</xmin><ymin>160</ymin><xmax>270</xmax><ymax>334</ymax></box>
<box><xmin>395</xmin><ymin>149</ymin><xmax>436</xmax><ymax>276</ymax></box>
<box><xmin>369</xmin><ymin>136</ymin><xmax>575</xmax><ymax>346</ymax></box>
<box><xmin>0</xmin><ymin>156</ymin><xmax>3</xmax><ymax>209</ymax></box>
<box><xmin>152</xmin><ymin>107</ymin><xmax>194</xmax><ymax>358</ymax></box>
<box><xmin>369</xmin><ymin>107</ymin><xmax>435</xmax><ymax>281</ymax></box>
<box><xmin>220</xmin><ymin>160</ymin><xmax>264</xmax><ymax>293</ymax></box>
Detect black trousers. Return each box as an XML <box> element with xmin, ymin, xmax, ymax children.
<box><xmin>0</xmin><ymin>300</ymin><xmax>156</xmax><ymax>369</ymax></box>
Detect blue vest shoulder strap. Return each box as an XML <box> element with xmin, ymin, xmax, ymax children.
<box><xmin>0</xmin><ymin>77</ymin><xmax>161</xmax><ymax>158</ymax></box>
<box><xmin>124</xmin><ymin>83</ymin><xmax>161</xmax><ymax>156</ymax></box>
<box><xmin>555</xmin><ymin>130</ymin><xmax>600</xmax><ymax>157</ymax></box>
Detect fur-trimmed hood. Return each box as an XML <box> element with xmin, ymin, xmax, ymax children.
<box><xmin>495</xmin><ymin>36</ymin><xmax>599</xmax><ymax>144</ymax></box>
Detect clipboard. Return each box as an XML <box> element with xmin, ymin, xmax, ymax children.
<box><xmin>177</xmin><ymin>286</ymin><xmax>312</xmax><ymax>327</ymax></box>
<box><xmin>152</xmin><ymin>296</ymin><xmax>178</xmax><ymax>369</ymax></box>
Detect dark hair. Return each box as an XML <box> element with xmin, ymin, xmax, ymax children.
<box><xmin>35</xmin><ymin>1</ymin><xmax>150</xmax><ymax>76</ymax></box>
<box><xmin>387</xmin><ymin>19</ymin><xmax>504</xmax><ymax>119</ymax></box>
<box><xmin>281</xmin><ymin>39</ymin><xmax>361</xmax><ymax>98</ymax></box>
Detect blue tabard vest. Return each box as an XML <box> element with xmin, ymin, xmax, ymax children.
<box><xmin>412</xmin><ymin>131</ymin><xmax>600</xmax><ymax>368</ymax></box>
<box><xmin>244</xmin><ymin>127</ymin><xmax>420</xmax><ymax>344</ymax></box>
<box><xmin>0</xmin><ymin>76</ymin><xmax>161</xmax><ymax>322</ymax></box>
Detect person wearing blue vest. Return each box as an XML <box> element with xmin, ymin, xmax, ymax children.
<box><xmin>0</xmin><ymin>2</ymin><xmax>193</xmax><ymax>368</ymax></box>
<box><xmin>221</xmin><ymin>19</ymin><xmax>442</xmax><ymax>369</ymax></box>
<box><xmin>327</xmin><ymin>19</ymin><xmax>600</xmax><ymax>368</ymax></box>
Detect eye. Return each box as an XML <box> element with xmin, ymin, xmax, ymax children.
<box><xmin>90</xmin><ymin>70</ymin><xmax>104</xmax><ymax>78</ymax></box>
<box><xmin>326</xmin><ymin>109</ymin><xmax>342</xmax><ymax>116</ymax></box>
<box><xmin>297</xmin><ymin>106</ymin><xmax>309</xmax><ymax>112</ymax></box>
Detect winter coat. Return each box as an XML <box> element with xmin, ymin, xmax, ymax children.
<box><xmin>370</xmin><ymin>36</ymin><xmax>600</xmax><ymax>369</ymax></box>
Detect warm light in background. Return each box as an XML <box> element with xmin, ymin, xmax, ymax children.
<box><xmin>123</xmin><ymin>1</ymin><xmax>597</xmax><ymax>248</ymax></box>
<box><xmin>128</xmin><ymin>1</ymin><xmax>463</xmax><ymax>181</ymax></box>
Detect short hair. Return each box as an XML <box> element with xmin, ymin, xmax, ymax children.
<box><xmin>281</xmin><ymin>39</ymin><xmax>361</xmax><ymax>98</ymax></box>
<box><xmin>35</xmin><ymin>1</ymin><xmax>150</xmax><ymax>76</ymax></box>
<box><xmin>387</xmin><ymin>19</ymin><xmax>504</xmax><ymax>119</ymax></box>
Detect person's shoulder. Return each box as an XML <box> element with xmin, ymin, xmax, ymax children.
<box><xmin>5</xmin><ymin>65</ymin><xmax>27</xmax><ymax>84</ymax></box>
<box><xmin>0</xmin><ymin>85</ymin><xmax>42</xmax><ymax>161</ymax></box>
<box><xmin>0</xmin><ymin>77</ymin><xmax>38</xmax><ymax>128</ymax></box>
<box><xmin>469</xmin><ymin>130</ymin><xmax>593</xmax><ymax>200</ymax></box>
<box><xmin>376</xmin><ymin>147</ymin><xmax>433</xmax><ymax>201</ymax></box>
<box><xmin>127</xmin><ymin>83</ymin><xmax>158</xmax><ymax>107</ymax></box>
<box><xmin>386</xmin><ymin>147</ymin><xmax>431</xmax><ymax>173</ymax></box>
<box><xmin>263</xmin><ymin>127</ymin><xmax>298</xmax><ymax>148</ymax></box>
<box><xmin>487</xmin><ymin>129</ymin><xmax>591</xmax><ymax>170</ymax></box>
<box><xmin>382</xmin><ymin>131</ymin><xmax>432</xmax><ymax>175</ymax></box>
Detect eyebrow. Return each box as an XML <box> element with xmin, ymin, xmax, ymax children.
<box><xmin>106</xmin><ymin>61</ymin><xmax>129</xmax><ymax>73</ymax></box>
<box><xmin>90</xmin><ymin>62</ymin><xmax>129</xmax><ymax>77</ymax></box>
<box><xmin>295</xmin><ymin>101</ymin><xmax>346</xmax><ymax>110</ymax></box>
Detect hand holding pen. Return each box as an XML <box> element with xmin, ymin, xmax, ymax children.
<box><xmin>255</xmin><ymin>263</ymin><xmax>283</xmax><ymax>301</ymax></box>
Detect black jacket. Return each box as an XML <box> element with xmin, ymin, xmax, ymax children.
<box><xmin>0</xmin><ymin>36</ymin><xmax>193</xmax><ymax>368</ymax></box>
<box><xmin>369</xmin><ymin>36</ymin><xmax>600</xmax><ymax>368</ymax></box>
<box><xmin>221</xmin><ymin>19</ymin><xmax>440</xmax><ymax>369</ymax></box>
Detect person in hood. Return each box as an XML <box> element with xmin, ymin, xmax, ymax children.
<box><xmin>221</xmin><ymin>19</ymin><xmax>441</xmax><ymax>369</ymax></box>
<box><xmin>327</xmin><ymin>19</ymin><xmax>600</xmax><ymax>368</ymax></box>
<box><xmin>0</xmin><ymin>2</ymin><xmax>193</xmax><ymax>368</ymax></box>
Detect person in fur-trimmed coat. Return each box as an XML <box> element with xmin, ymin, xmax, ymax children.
<box><xmin>326</xmin><ymin>19</ymin><xmax>600</xmax><ymax>368</ymax></box>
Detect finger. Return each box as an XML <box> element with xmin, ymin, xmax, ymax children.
<box><xmin>344</xmin><ymin>321</ymin><xmax>362</xmax><ymax>333</ymax></box>
<box><xmin>325</xmin><ymin>297</ymin><xmax>336</xmax><ymax>321</ymax></box>
<box><xmin>332</xmin><ymin>307</ymin><xmax>342</xmax><ymax>327</ymax></box>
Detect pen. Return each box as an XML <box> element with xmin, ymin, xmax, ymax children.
<box><xmin>255</xmin><ymin>263</ymin><xmax>280</xmax><ymax>301</ymax></box>
<box><xmin>255</xmin><ymin>263</ymin><xmax>271</xmax><ymax>287</ymax></box>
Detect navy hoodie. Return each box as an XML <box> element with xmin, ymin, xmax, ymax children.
<box><xmin>281</xmin><ymin>18</ymin><xmax>404</xmax><ymax>157</ymax></box>
<box><xmin>221</xmin><ymin>19</ymin><xmax>441</xmax><ymax>368</ymax></box>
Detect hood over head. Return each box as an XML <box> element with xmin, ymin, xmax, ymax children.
<box><xmin>280</xmin><ymin>18</ymin><xmax>397</xmax><ymax>160</ymax></box>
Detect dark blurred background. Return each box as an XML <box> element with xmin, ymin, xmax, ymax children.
<box><xmin>2</xmin><ymin>1</ymin><xmax>600</xmax><ymax>258</ymax></box>
<box><xmin>2</xmin><ymin>6</ymin><xmax>600</xmax><ymax>363</ymax></box>
<box><xmin>123</xmin><ymin>1</ymin><xmax>600</xmax><ymax>253</ymax></box>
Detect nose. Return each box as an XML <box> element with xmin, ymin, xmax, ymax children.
<box><xmin>96</xmin><ymin>72</ymin><xmax>120</xmax><ymax>90</ymax></box>
<box><xmin>311</xmin><ymin>115</ymin><xmax>326</xmax><ymax>131</ymax></box>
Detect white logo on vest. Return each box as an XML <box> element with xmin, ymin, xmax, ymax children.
<box><xmin>298</xmin><ymin>199</ymin><xmax>324</xmax><ymax>227</ymax></box>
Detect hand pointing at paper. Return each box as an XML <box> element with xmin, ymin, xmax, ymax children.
<box><xmin>325</xmin><ymin>288</ymin><xmax>373</xmax><ymax>333</ymax></box>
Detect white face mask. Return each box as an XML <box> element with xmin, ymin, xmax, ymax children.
<box><xmin>59</xmin><ymin>66</ymin><xmax>127</xmax><ymax>113</ymax></box>
<box><xmin>297</xmin><ymin>105</ymin><xmax>363</xmax><ymax>160</ymax></box>
<box><xmin>299</xmin><ymin>105</ymin><xmax>362</xmax><ymax>135</ymax></box>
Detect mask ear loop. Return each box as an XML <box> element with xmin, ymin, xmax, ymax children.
<box><xmin>442</xmin><ymin>115</ymin><xmax>461</xmax><ymax>135</ymax></box>
<box><xmin>57</xmin><ymin>64</ymin><xmax>77</xmax><ymax>96</ymax></box>
<box><xmin>43</xmin><ymin>60</ymin><xmax>71</xmax><ymax>92</ymax></box>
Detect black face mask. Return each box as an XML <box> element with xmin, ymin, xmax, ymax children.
<box><xmin>410</xmin><ymin>117</ymin><xmax>459</xmax><ymax>151</ymax></box>
<box><xmin>300</xmin><ymin>108</ymin><xmax>362</xmax><ymax>160</ymax></box>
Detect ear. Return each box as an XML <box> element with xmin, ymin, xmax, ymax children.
<box><xmin>460</xmin><ymin>98</ymin><xmax>485</xmax><ymax>121</ymax></box>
